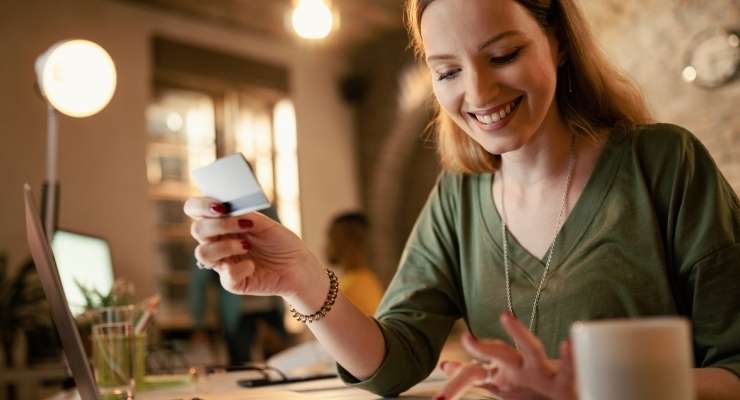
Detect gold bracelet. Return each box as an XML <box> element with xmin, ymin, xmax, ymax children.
<box><xmin>289</xmin><ymin>269</ymin><xmax>339</xmax><ymax>323</ymax></box>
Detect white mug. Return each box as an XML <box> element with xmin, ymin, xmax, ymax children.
<box><xmin>571</xmin><ymin>317</ymin><xmax>695</xmax><ymax>400</ymax></box>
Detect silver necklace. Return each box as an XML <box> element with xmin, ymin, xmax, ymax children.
<box><xmin>500</xmin><ymin>135</ymin><xmax>576</xmax><ymax>333</ymax></box>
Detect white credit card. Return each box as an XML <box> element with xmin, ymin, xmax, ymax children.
<box><xmin>191</xmin><ymin>154</ymin><xmax>270</xmax><ymax>216</ymax></box>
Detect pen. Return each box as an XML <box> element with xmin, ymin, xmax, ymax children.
<box><xmin>237</xmin><ymin>373</ymin><xmax>337</xmax><ymax>388</ymax></box>
<box><xmin>134</xmin><ymin>294</ymin><xmax>160</xmax><ymax>334</ymax></box>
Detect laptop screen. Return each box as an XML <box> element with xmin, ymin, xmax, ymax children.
<box><xmin>52</xmin><ymin>230</ymin><xmax>114</xmax><ymax>316</ymax></box>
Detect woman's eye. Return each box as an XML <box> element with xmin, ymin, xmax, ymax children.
<box><xmin>437</xmin><ymin>69</ymin><xmax>460</xmax><ymax>81</ymax></box>
<box><xmin>490</xmin><ymin>48</ymin><xmax>522</xmax><ymax>65</ymax></box>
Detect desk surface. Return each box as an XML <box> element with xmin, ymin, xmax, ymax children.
<box><xmin>47</xmin><ymin>370</ymin><xmax>495</xmax><ymax>400</ymax></box>
<box><xmin>47</xmin><ymin>327</ymin><xmax>483</xmax><ymax>399</ymax></box>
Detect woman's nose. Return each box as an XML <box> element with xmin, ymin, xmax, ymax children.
<box><xmin>465</xmin><ymin>65</ymin><xmax>499</xmax><ymax>108</ymax></box>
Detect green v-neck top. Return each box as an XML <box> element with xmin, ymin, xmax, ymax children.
<box><xmin>337</xmin><ymin>123</ymin><xmax>740</xmax><ymax>396</ymax></box>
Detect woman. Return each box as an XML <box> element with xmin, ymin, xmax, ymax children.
<box><xmin>324</xmin><ymin>212</ymin><xmax>384</xmax><ymax>316</ymax></box>
<box><xmin>185</xmin><ymin>0</ymin><xmax>740</xmax><ymax>398</ymax></box>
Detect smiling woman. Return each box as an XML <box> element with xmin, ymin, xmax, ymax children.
<box><xmin>407</xmin><ymin>0</ymin><xmax>651</xmax><ymax>173</ymax></box>
<box><xmin>391</xmin><ymin>1</ymin><xmax>740</xmax><ymax>399</ymax></box>
<box><xmin>182</xmin><ymin>0</ymin><xmax>740</xmax><ymax>399</ymax></box>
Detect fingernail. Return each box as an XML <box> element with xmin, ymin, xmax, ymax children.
<box><xmin>238</xmin><ymin>219</ymin><xmax>254</xmax><ymax>228</ymax></box>
<box><xmin>241</xmin><ymin>240</ymin><xmax>251</xmax><ymax>250</ymax></box>
<box><xmin>434</xmin><ymin>396</ymin><xmax>446</xmax><ymax>400</ymax></box>
<box><xmin>502</xmin><ymin>310</ymin><xmax>514</xmax><ymax>320</ymax></box>
<box><xmin>210</xmin><ymin>203</ymin><xmax>226</xmax><ymax>214</ymax></box>
<box><xmin>439</xmin><ymin>361</ymin><xmax>447</xmax><ymax>370</ymax></box>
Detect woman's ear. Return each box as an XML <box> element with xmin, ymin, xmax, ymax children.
<box><xmin>558</xmin><ymin>50</ymin><xmax>567</xmax><ymax>67</ymax></box>
<box><xmin>550</xmin><ymin>25</ymin><xmax>567</xmax><ymax>67</ymax></box>
<box><xmin>547</xmin><ymin>29</ymin><xmax>566</xmax><ymax>68</ymax></box>
<box><xmin>556</xmin><ymin>36</ymin><xmax>567</xmax><ymax>67</ymax></box>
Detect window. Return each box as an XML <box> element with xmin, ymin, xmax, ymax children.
<box><xmin>146</xmin><ymin>37</ymin><xmax>300</xmax><ymax>322</ymax></box>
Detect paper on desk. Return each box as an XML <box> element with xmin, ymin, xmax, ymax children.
<box><xmin>138</xmin><ymin>386</ymin><xmax>307</xmax><ymax>400</ymax></box>
<box><xmin>270</xmin><ymin>374</ymin><xmax>498</xmax><ymax>399</ymax></box>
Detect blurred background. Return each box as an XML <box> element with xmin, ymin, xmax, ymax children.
<box><xmin>0</xmin><ymin>0</ymin><xmax>738</xmax><ymax>398</ymax></box>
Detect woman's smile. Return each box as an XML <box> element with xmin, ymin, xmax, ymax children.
<box><xmin>466</xmin><ymin>95</ymin><xmax>524</xmax><ymax>132</ymax></box>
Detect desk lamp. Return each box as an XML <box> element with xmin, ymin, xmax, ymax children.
<box><xmin>35</xmin><ymin>39</ymin><xmax>117</xmax><ymax>239</ymax></box>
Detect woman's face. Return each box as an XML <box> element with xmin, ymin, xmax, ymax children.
<box><xmin>421</xmin><ymin>0</ymin><xmax>561</xmax><ymax>155</ymax></box>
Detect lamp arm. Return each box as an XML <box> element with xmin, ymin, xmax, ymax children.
<box><xmin>44</xmin><ymin>103</ymin><xmax>58</xmax><ymax>240</ymax></box>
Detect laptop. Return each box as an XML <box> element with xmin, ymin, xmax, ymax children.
<box><xmin>24</xmin><ymin>184</ymin><xmax>101</xmax><ymax>400</ymax></box>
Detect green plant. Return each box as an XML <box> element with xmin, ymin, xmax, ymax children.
<box><xmin>76</xmin><ymin>279</ymin><xmax>134</xmax><ymax>311</ymax></box>
<box><xmin>0</xmin><ymin>253</ymin><xmax>50</xmax><ymax>368</ymax></box>
<box><xmin>73</xmin><ymin>279</ymin><xmax>136</xmax><ymax>346</ymax></box>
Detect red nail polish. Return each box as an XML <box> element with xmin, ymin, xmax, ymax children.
<box><xmin>439</xmin><ymin>361</ymin><xmax>447</xmax><ymax>370</ymax></box>
<box><xmin>210</xmin><ymin>203</ymin><xmax>226</xmax><ymax>214</ymax></box>
<box><xmin>238</xmin><ymin>219</ymin><xmax>254</xmax><ymax>228</ymax></box>
<box><xmin>434</xmin><ymin>396</ymin><xmax>446</xmax><ymax>400</ymax></box>
<box><xmin>241</xmin><ymin>240</ymin><xmax>251</xmax><ymax>250</ymax></box>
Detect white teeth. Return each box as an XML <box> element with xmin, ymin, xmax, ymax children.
<box><xmin>472</xmin><ymin>97</ymin><xmax>519</xmax><ymax>125</ymax></box>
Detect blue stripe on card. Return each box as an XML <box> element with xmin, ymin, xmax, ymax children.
<box><xmin>228</xmin><ymin>192</ymin><xmax>270</xmax><ymax>212</ymax></box>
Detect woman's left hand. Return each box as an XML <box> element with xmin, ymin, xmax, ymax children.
<box><xmin>434</xmin><ymin>312</ymin><xmax>577</xmax><ymax>400</ymax></box>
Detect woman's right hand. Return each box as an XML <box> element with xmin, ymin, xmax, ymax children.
<box><xmin>184</xmin><ymin>197</ymin><xmax>326</xmax><ymax>303</ymax></box>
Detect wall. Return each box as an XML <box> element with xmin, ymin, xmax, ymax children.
<box><xmin>0</xmin><ymin>0</ymin><xmax>359</xmax><ymax>300</ymax></box>
<box><xmin>581</xmin><ymin>0</ymin><xmax>740</xmax><ymax>191</ymax></box>
<box><xmin>347</xmin><ymin>31</ymin><xmax>441</xmax><ymax>283</ymax></box>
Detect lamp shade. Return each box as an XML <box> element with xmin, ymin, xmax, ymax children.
<box><xmin>35</xmin><ymin>39</ymin><xmax>117</xmax><ymax>118</ymax></box>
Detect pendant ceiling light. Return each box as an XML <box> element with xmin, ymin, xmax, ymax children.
<box><xmin>291</xmin><ymin>0</ymin><xmax>335</xmax><ymax>40</ymax></box>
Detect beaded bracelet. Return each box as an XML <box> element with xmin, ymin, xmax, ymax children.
<box><xmin>289</xmin><ymin>269</ymin><xmax>339</xmax><ymax>323</ymax></box>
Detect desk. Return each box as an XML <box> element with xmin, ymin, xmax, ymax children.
<box><xmin>47</xmin><ymin>326</ymin><xmax>483</xmax><ymax>399</ymax></box>
<box><xmin>46</xmin><ymin>369</ymin><xmax>495</xmax><ymax>400</ymax></box>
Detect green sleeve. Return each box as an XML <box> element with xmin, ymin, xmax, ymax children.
<box><xmin>676</xmin><ymin>133</ymin><xmax>740</xmax><ymax>377</ymax></box>
<box><xmin>640</xmin><ymin>124</ymin><xmax>740</xmax><ymax>377</ymax></box>
<box><xmin>687</xmin><ymin>245</ymin><xmax>740</xmax><ymax>378</ymax></box>
<box><xmin>337</xmin><ymin>173</ymin><xmax>465</xmax><ymax>397</ymax></box>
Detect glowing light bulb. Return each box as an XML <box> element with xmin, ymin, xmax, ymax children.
<box><xmin>36</xmin><ymin>40</ymin><xmax>117</xmax><ymax>118</ymax></box>
<box><xmin>292</xmin><ymin>0</ymin><xmax>334</xmax><ymax>40</ymax></box>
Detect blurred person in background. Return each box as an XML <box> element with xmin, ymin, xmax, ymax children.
<box><xmin>325</xmin><ymin>212</ymin><xmax>384</xmax><ymax>316</ymax></box>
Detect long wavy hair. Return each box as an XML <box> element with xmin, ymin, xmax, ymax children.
<box><xmin>405</xmin><ymin>0</ymin><xmax>652</xmax><ymax>173</ymax></box>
